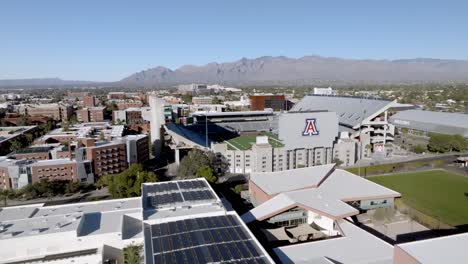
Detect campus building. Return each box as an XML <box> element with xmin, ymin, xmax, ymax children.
<box><xmin>17</xmin><ymin>103</ymin><xmax>73</xmax><ymax>121</ymax></box>
<box><xmin>389</xmin><ymin>109</ymin><xmax>468</xmax><ymax>138</ymax></box>
<box><xmin>250</xmin><ymin>95</ymin><xmax>286</xmax><ymax>111</ymax></box>
<box><xmin>0</xmin><ymin>157</ymin><xmax>94</xmax><ymax>189</ymax></box>
<box><xmin>82</xmin><ymin>95</ymin><xmax>97</xmax><ymax>107</ymax></box>
<box><xmin>76</xmin><ymin>107</ymin><xmax>106</xmax><ymax>122</ymax></box>
<box><xmin>244</xmin><ymin>164</ymin><xmax>402</xmax><ymax>263</ymax></box>
<box><xmin>84</xmin><ymin>141</ymin><xmax>128</xmax><ymax>178</ymax></box>
<box><xmin>291</xmin><ymin>95</ymin><xmax>408</xmax><ymax>156</ymax></box>
<box><xmin>0</xmin><ymin>178</ymin><xmax>274</xmax><ymax>264</ymax></box>
<box><xmin>211</xmin><ymin>111</ymin><xmax>357</xmax><ymax>173</ymax></box>
<box><xmin>192</xmin><ymin>96</ymin><xmax>213</xmax><ymax>105</ymax></box>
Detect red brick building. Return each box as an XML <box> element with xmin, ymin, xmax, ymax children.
<box><xmin>82</xmin><ymin>95</ymin><xmax>97</xmax><ymax>107</ymax></box>
<box><xmin>125</xmin><ymin>135</ymin><xmax>149</xmax><ymax>165</ymax></box>
<box><xmin>85</xmin><ymin>142</ymin><xmax>127</xmax><ymax>178</ymax></box>
<box><xmin>30</xmin><ymin>159</ymin><xmax>78</xmax><ymax>183</ymax></box>
<box><xmin>11</xmin><ymin>147</ymin><xmax>52</xmax><ymax>161</ymax></box>
<box><xmin>0</xmin><ymin>166</ymin><xmax>11</xmax><ymax>190</ymax></box>
<box><xmin>117</xmin><ymin>101</ymin><xmax>143</xmax><ymax>110</ymax></box>
<box><xmin>250</xmin><ymin>95</ymin><xmax>286</xmax><ymax>111</ymax></box>
<box><xmin>77</xmin><ymin>107</ymin><xmax>106</xmax><ymax>122</ymax></box>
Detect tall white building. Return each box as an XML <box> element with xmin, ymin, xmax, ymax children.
<box><xmin>148</xmin><ymin>94</ymin><xmax>166</xmax><ymax>157</ymax></box>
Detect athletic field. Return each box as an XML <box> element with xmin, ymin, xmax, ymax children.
<box><xmin>225</xmin><ymin>132</ymin><xmax>284</xmax><ymax>150</ymax></box>
<box><xmin>369</xmin><ymin>169</ymin><xmax>468</xmax><ymax>226</ymax></box>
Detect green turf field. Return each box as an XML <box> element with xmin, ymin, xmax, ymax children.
<box><xmin>225</xmin><ymin>132</ymin><xmax>284</xmax><ymax>150</ymax></box>
<box><xmin>369</xmin><ymin>169</ymin><xmax>468</xmax><ymax>226</ymax></box>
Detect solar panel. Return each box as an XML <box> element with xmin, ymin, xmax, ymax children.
<box><xmin>178</xmin><ymin>180</ymin><xmax>209</xmax><ymax>190</ymax></box>
<box><xmin>147</xmin><ymin>215</ymin><xmax>271</xmax><ymax>263</ymax></box>
<box><xmin>182</xmin><ymin>190</ymin><xmax>215</xmax><ymax>202</ymax></box>
<box><xmin>148</xmin><ymin>192</ymin><xmax>183</xmax><ymax>208</ymax></box>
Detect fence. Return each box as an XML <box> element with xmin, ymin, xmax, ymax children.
<box><xmin>394</xmin><ymin>199</ymin><xmax>452</xmax><ymax>230</ymax></box>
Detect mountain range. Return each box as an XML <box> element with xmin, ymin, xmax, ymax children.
<box><xmin>120</xmin><ymin>56</ymin><xmax>468</xmax><ymax>86</ymax></box>
<box><xmin>2</xmin><ymin>56</ymin><xmax>468</xmax><ymax>87</ymax></box>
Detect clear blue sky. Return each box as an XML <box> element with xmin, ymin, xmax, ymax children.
<box><xmin>1</xmin><ymin>0</ymin><xmax>467</xmax><ymax>81</ymax></box>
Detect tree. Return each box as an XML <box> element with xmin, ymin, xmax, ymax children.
<box><xmin>123</xmin><ymin>244</ymin><xmax>142</xmax><ymax>264</ymax></box>
<box><xmin>18</xmin><ymin>115</ymin><xmax>30</xmax><ymax>126</ymax></box>
<box><xmin>9</xmin><ymin>140</ymin><xmax>23</xmax><ymax>152</ymax></box>
<box><xmin>98</xmin><ymin>164</ymin><xmax>158</xmax><ymax>198</ymax></box>
<box><xmin>0</xmin><ymin>189</ymin><xmax>15</xmax><ymax>206</ymax></box>
<box><xmin>212</xmin><ymin>96</ymin><xmax>223</xmax><ymax>104</ymax></box>
<box><xmin>99</xmin><ymin>131</ymin><xmax>105</xmax><ymax>141</ymax></box>
<box><xmin>177</xmin><ymin>149</ymin><xmax>211</xmax><ymax>177</ymax></box>
<box><xmin>428</xmin><ymin>133</ymin><xmax>467</xmax><ymax>153</ymax></box>
<box><xmin>411</xmin><ymin>144</ymin><xmax>427</xmax><ymax>154</ymax></box>
<box><xmin>25</xmin><ymin>133</ymin><xmax>34</xmax><ymax>144</ymax></box>
<box><xmin>196</xmin><ymin>165</ymin><xmax>217</xmax><ymax>183</ymax></box>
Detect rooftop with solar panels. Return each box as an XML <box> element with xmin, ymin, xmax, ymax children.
<box><xmin>142</xmin><ymin>179</ymin><xmax>223</xmax><ymax>221</ymax></box>
<box><xmin>141</xmin><ymin>178</ymin><xmax>275</xmax><ymax>264</ymax></box>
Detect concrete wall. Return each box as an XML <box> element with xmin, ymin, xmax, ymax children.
<box><xmin>278</xmin><ymin>112</ymin><xmax>338</xmax><ymax>150</ymax></box>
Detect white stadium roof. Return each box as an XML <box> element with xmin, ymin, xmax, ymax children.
<box><xmin>291</xmin><ymin>95</ymin><xmax>398</xmax><ymax>128</ymax></box>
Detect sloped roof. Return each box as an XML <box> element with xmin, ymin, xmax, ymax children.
<box><xmin>319</xmin><ymin>169</ymin><xmax>401</xmax><ymax>201</ymax></box>
<box><xmin>242</xmin><ymin>189</ymin><xmax>358</xmax><ymax>223</ymax></box>
<box><xmin>250</xmin><ymin>164</ymin><xmax>336</xmax><ymax>195</ymax></box>
<box><xmin>291</xmin><ymin>95</ymin><xmax>395</xmax><ymax>128</ymax></box>
<box><xmin>244</xmin><ymin>168</ymin><xmax>400</xmax><ymax>223</ymax></box>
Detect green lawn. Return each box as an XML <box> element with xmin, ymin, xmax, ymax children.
<box><xmin>369</xmin><ymin>169</ymin><xmax>468</xmax><ymax>226</ymax></box>
<box><xmin>225</xmin><ymin>132</ymin><xmax>284</xmax><ymax>150</ymax></box>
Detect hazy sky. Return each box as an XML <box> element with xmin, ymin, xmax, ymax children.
<box><xmin>1</xmin><ymin>0</ymin><xmax>467</xmax><ymax>81</ymax></box>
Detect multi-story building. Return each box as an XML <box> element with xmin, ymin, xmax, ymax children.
<box><xmin>18</xmin><ymin>103</ymin><xmax>73</xmax><ymax>121</ymax></box>
<box><xmin>29</xmin><ymin>159</ymin><xmax>78</xmax><ymax>183</ymax></box>
<box><xmin>124</xmin><ymin>135</ymin><xmax>149</xmax><ymax>165</ymax></box>
<box><xmin>76</xmin><ymin>107</ymin><xmax>106</xmax><ymax>122</ymax></box>
<box><xmin>292</xmin><ymin>95</ymin><xmax>409</xmax><ymax>156</ymax></box>
<box><xmin>250</xmin><ymin>94</ymin><xmax>286</xmax><ymax>111</ymax></box>
<box><xmin>211</xmin><ymin>111</ymin><xmax>357</xmax><ymax>173</ymax></box>
<box><xmin>82</xmin><ymin>95</ymin><xmax>97</xmax><ymax>107</ymax></box>
<box><xmin>84</xmin><ymin>141</ymin><xmax>127</xmax><ymax>178</ymax></box>
<box><xmin>0</xmin><ymin>178</ymin><xmax>275</xmax><ymax>263</ymax></box>
<box><xmin>10</xmin><ymin>146</ymin><xmax>52</xmax><ymax>161</ymax></box>
<box><xmin>192</xmin><ymin>96</ymin><xmax>213</xmax><ymax>105</ymax></box>
<box><xmin>116</xmin><ymin>100</ymin><xmax>143</xmax><ymax>110</ymax></box>
<box><xmin>0</xmin><ymin>158</ymin><xmax>33</xmax><ymax>190</ymax></box>
<box><xmin>0</xmin><ymin>156</ymin><xmax>94</xmax><ymax>189</ymax></box>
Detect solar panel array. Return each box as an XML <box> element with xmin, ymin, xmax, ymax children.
<box><xmin>145</xmin><ymin>180</ymin><xmax>218</xmax><ymax>209</ymax></box>
<box><xmin>181</xmin><ymin>190</ymin><xmax>215</xmax><ymax>201</ymax></box>
<box><xmin>178</xmin><ymin>180</ymin><xmax>208</xmax><ymax>190</ymax></box>
<box><xmin>148</xmin><ymin>215</ymin><xmax>271</xmax><ymax>264</ymax></box>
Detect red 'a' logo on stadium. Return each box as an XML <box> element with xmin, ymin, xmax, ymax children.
<box><xmin>303</xmin><ymin>118</ymin><xmax>319</xmax><ymax>136</ymax></box>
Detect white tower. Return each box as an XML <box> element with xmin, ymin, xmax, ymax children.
<box><xmin>149</xmin><ymin>93</ymin><xmax>165</xmax><ymax>157</ymax></box>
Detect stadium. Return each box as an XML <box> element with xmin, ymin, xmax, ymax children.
<box><xmin>164</xmin><ymin>109</ymin><xmax>357</xmax><ymax>173</ymax></box>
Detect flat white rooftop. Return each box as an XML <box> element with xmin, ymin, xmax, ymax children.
<box><xmin>396</xmin><ymin>232</ymin><xmax>468</xmax><ymax>264</ymax></box>
<box><xmin>273</xmin><ymin>219</ymin><xmax>394</xmax><ymax>264</ymax></box>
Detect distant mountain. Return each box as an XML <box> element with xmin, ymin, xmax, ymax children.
<box><xmin>120</xmin><ymin>56</ymin><xmax>468</xmax><ymax>86</ymax></box>
<box><xmin>3</xmin><ymin>56</ymin><xmax>468</xmax><ymax>88</ymax></box>
<box><xmin>0</xmin><ymin>78</ymin><xmax>93</xmax><ymax>88</ymax></box>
